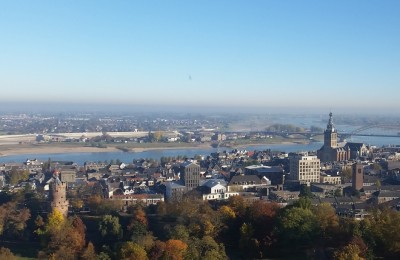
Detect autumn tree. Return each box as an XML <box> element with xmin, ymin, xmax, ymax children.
<box><xmin>81</xmin><ymin>242</ymin><xmax>98</xmax><ymax>260</ymax></box>
<box><xmin>148</xmin><ymin>240</ymin><xmax>166</xmax><ymax>260</ymax></box>
<box><xmin>247</xmin><ymin>201</ymin><xmax>280</xmax><ymax>255</ymax></box>
<box><xmin>119</xmin><ymin>242</ymin><xmax>148</xmax><ymax>260</ymax></box>
<box><xmin>362</xmin><ymin>207</ymin><xmax>400</xmax><ymax>257</ymax></box>
<box><xmin>0</xmin><ymin>247</ymin><xmax>16</xmax><ymax>260</ymax></box>
<box><xmin>70</xmin><ymin>198</ymin><xmax>84</xmax><ymax>211</ymax></box>
<box><xmin>312</xmin><ymin>203</ymin><xmax>339</xmax><ymax>241</ymax></box>
<box><xmin>163</xmin><ymin>239</ymin><xmax>187</xmax><ymax>260</ymax></box>
<box><xmin>227</xmin><ymin>196</ymin><xmax>248</xmax><ymax>217</ymax></box>
<box><xmin>198</xmin><ymin>236</ymin><xmax>227</xmax><ymax>260</ymax></box>
<box><xmin>333</xmin><ymin>242</ymin><xmax>364</xmax><ymax>260</ymax></box>
<box><xmin>88</xmin><ymin>195</ymin><xmax>122</xmax><ymax>214</ymax></box>
<box><xmin>6</xmin><ymin>168</ymin><xmax>30</xmax><ymax>186</ymax></box>
<box><xmin>149</xmin><ymin>131</ymin><xmax>163</xmax><ymax>142</ymax></box>
<box><xmin>36</xmin><ymin>212</ymin><xmax>87</xmax><ymax>259</ymax></box>
<box><xmin>0</xmin><ymin>201</ymin><xmax>31</xmax><ymax>239</ymax></box>
<box><xmin>127</xmin><ymin>206</ymin><xmax>150</xmax><ymax>244</ymax></box>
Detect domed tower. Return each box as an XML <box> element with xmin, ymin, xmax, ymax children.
<box><xmin>49</xmin><ymin>176</ymin><xmax>69</xmax><ymax>217</ymax></box>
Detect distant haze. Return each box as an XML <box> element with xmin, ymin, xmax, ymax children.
<box><xmin>0</xmin><ymin>101</ymin><xmax>398</xmax><ymax>116</ymax></box>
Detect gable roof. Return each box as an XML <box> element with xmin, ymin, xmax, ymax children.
<box><xmin>229</xmin><ymin>175</ymin><xmax>261</xmax><ymax>185</ymax></box>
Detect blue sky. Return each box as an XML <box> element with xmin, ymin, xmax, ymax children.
<box><xmin>0</xmin><ymin>1</ymin><xmax>399</xmax><ymax>113</ymax></box>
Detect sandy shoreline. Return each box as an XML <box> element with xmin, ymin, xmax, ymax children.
<box><xmin>0</xmin><ymin>143</ymin><xmax>214</xmax><ymax>157</ymax></box>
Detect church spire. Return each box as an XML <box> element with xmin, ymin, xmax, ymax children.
<box><xmin>327</xmin><ymin>112</ymin><xmax>335</xmax><ymax>132</ymax></box>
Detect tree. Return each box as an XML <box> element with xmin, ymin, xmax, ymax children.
<box><xmin>364</xmin><ymin>207</ymin><xmax>400</xmax><ymax>257</ymax></box>
<box><xmin>164</xmin><ymin>239</ymin><xmax>188</xmax><ymax>260</ymax></box>
<box><xmin>127</xmin><ymin>207</ymin><xmax>149</xmax><ymax>243</ymax></box>
<box><xmin>46</xmin><ymin>217</ymin><xmax>86</xmax><ymax>258</ymax></box>
<box><xmin>190</xmin><ymin>236</ymin><xmax>227</xmax><ymax>260</ymax></box>
<box><xmin>375</xmin><ymin>179</ymin><xmax>381</xmax><ymax>190</ymax></box>
<box><xmin>168</xmin><ymin>224</ymin><xmax>190</xmax><ymax>242</ymax></box>
<box><xmin>333</xmin><ymin>242</ymin><xmax>364</xmax><ymax>260</ymax></box>
<box><xmin>292</xmin><ymin>197</ymin><xmax>312</xmax><ymax>210</ymax></box>
<box><xmin>71</xmin><ymin>216</ymin><xmax>86</xmax><ymax>245</ymax></box>
<box><xmin>119</xmin><ymin>242</ymin><xmax>148</xmax><ymax>260</ymax></box>
<box><xmin>0</xmin><ymin>202</ymin><xmax>31</xmax><ymax>238</ymax></box>
<box><xmin>47</xmin><ymin>208</ymin><xmax>65</xmax><ymax>232</ymax></box>
<box><xmin>0</xmin><ymin>247</ymin><xmax>16</xmax><ymax>260</ymax></box>
<box><xmin>341</xmin><ymin>168</ymin><xmax>352</xmax><ymax>183</ymax></box>
<box><xmin>99</xmin><ymin>215</ymin><xmax>122</xmax><ymax>242</ymax></box>
<box><xmin>148</xmin><ymin>240</ymin><xmax>166</xmax><ymax>260</ymax></box>
<box><xmin>312</xmin><ymin>203</ymin><xmax>339</xmax><ymax>240</ymax></box>
<box><xmin>239</xmin><ymin>223</ymin><xmax>261</xmax><ymax>259</ymax></box>
<box><xmin>88</xmin><ymin>195</ymin><xmax>122</xmax><ymax>214</ymax></box>
<box><xmin>227</xmin><ymin>196</ymin><xmax>248</xmax><ymax>217</ymax></box>
<box><xmin>150</xmin><ymin>131</ymin><xmax>163</xmax><ymax>142</ymax></box>
<box><xmin>70</xmin><ymin>199</ymin><xmax>84</xmax><ymax>211</ymax></box>
<box><xmin>7</xmin><ymin>168</ymin><xmax>30</xmax><ymax>186</ymax></box>
<box><xmin>277</xmin><ymin>207</ymin><xmax>319</xmax><ymax>250</ymax></box>
<box><xmin>81</xmin><ymin>242</ymin><xmax>97</xmax><ymax>260</ymax></box>
<box><xmin>372</xmin><ymin>163</ymin><xmax>382</xmax><ymax>173</ymax></box>
<box><xmin>299</xmin><ymin>185</ymin><xmax>313</xmax><ymax>198</ymax></box>
<box><xmin>219</xmin><ymin>205</ymin><xmax>236</xmax><ymax>221</ymax></box>
<box><xmin>247</xmin><ymin>201</ymin><xmax>280</xmax><ymax>253</ymax></box>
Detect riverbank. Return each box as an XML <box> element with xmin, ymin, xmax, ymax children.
<box><xmin>0</xmin><ymin>138</ymin><xmax>315</xmax><ymax>157</ymax></box>
<box><xmin>0</xmin><ymin>142</ymin><xmax>214</xmax><ymax>157</ymax></box>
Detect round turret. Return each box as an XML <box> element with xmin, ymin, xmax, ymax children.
<box><xmin>49</xmin><ymin>177</ymin><xmax>69</xmax><ymax>217</ymax></box>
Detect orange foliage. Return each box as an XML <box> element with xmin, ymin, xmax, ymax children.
<box><xmin>164</xmin><ymin>239</ymin><xmax>188</xmax><ymax>260</ymax></box>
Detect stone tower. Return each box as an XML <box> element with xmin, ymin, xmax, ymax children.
<box><xmin>50</xmin><ymin>176</ymin><xmax>69</xmax><ymax>217</ymax></box>
<box><xmin>352</xmin><ymin>163</ymin><xmax>364</xmax><ymax>191</ymax></box>
<box><xmin>324</xmin><ymin>112</ymin><xmax>338</xmax><ymax>148</ymax></box>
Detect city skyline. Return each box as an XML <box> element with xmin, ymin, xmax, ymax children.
<box><xmin>1</xmin><ymin>1</ymin><xmax>399</xmax><ymax>113</ymax></box>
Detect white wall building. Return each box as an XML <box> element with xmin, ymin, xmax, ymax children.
<box><xmin>289</xmin><ymin>154</ymin><xmax>320</xmax><ymax>184</ymax></box>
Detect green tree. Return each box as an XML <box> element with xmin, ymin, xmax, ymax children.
<box><xmin>341</xmin><ymin>168</ymin><xmax>352</xmax><ymax>183</ymax></box>
<box><xmin>312</xmin><ymin>203</ymin><xmax>339</xmax><ymax>240</ymax></box>
<box><xmin>169</xmin><ymin>224</ymin><xmax>190</xmax><ymax>242</ymax></box>
<box><xmin>333</xmin><ymin>243</ymin><xmax>364</xmax><ymax>260</ymax></box>
<box><xmin>0</xmin><ymin>202</ymin><xmax>31</xmax><ymax>238</ymax></box>
<box><xmin>239</xmin><ymin>223</ymin><xmax>261</xmax><ymax>259</ymax></box>
<box><xmin>299</xmin><ymin>185</ymin><xmax>313</xmax><ymax>198</ymax></box>
<box><xmin>119</xmin><ymin>242</ymin><xmax>148</xmax><ymax>260</ymax></box>
<box><xmin>7</xmin><ymin>168</ymin><xmax>30</xmax><ymax>186</ymax></box>
<box><xmin>277</xmin><ymin>207</ymin><xmax>319</xmax><ymax>250</ymax></box>
<box><xmin>99</xmin><ymin>215</ymin><xmax>122</xmax><ymax>242</ymax></box>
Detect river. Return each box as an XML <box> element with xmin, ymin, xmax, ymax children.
<box><xmin>1</xmin><ymin>136</ymin><xmax>399</xmax><ymax>165</ymax></box>
<box><xmin>1</xmin><ymin>120</ymin><xmax>400</xmax><ymax>165</ymax></box>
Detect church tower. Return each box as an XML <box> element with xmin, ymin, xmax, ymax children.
<box><xmin>324</xmin><ymin>112</ymin><xmax>338</xmax><ymax>148</ymax></box>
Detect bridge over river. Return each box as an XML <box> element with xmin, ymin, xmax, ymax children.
<box><xmin>246</xmin><ymin>123</ymin><xmax>400</xmax><ymax>139</ymax></box>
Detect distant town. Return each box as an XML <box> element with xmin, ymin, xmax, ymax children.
<box><xmin>1</xmin><ymin>112</ymin><xmax>400</xmax><ymax>259</ymax></box>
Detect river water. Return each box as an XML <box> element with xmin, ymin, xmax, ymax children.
<box><xmin>1</xmin><ymin>119</ymin><xmax>400</xmax><ymax>165</ymax></box>
<box><xmin>0</xmin><ymin>142</ymin><xmax>324</xmax><ymax>165</ymax></box>
<box><xmin>1</xmin><ymin>137</ymin><xmax>399</xmax><ymax>165</ymax></box>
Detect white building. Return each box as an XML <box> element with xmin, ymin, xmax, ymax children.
<box><xmin>289</xmin><ymin>154</ymin><xmax>320</xmax><ymax>184</ymax></box>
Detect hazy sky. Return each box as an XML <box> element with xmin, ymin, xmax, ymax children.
<box><xmin>0</xmin><ymin>1</ymin><xmax>399</xmax><ymax>113</ymax></box>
